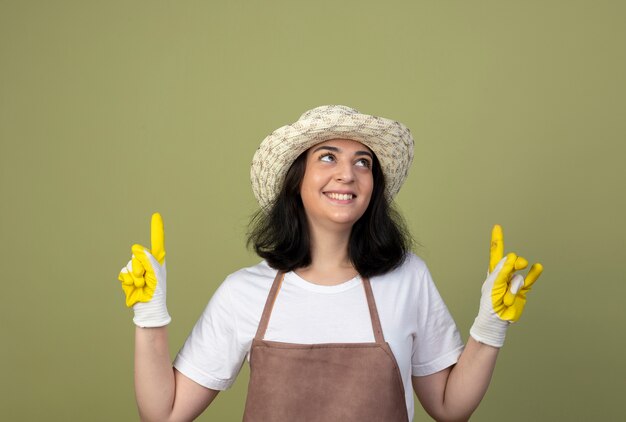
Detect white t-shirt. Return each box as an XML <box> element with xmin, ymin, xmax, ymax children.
<box><xmin>174</xmin><ymin>253</ymin><xmax>464</xmax><ymax>419</ymax></box>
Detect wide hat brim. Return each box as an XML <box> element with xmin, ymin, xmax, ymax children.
<box><xmin>251</xmin><ymin>105</ymin><xmax>414</xmax><ymax>210</ymax></box>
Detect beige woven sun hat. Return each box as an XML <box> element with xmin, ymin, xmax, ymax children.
<box><xmin>251</xmin><ymin>105</ymin><xmax>414</xmax><ymax>210</ymax></box>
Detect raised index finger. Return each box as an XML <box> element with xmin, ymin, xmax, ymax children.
<box><xmin>150</xmin><ymin>212</ymin><xmax>165</xmax><ymax>264</ymax></box>
<box><xmin>489</xmin><ymin>224</ymin><xmax>504</xmax><ymax>273</ymax></box>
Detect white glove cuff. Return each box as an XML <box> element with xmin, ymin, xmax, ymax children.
<box><xmin>132</xmin><ymin>270</ymin><xmax>171</xmax><ymax>328</ymax></box>
<box><xmin>470</xmin><ymin>311</ymin><xmax>510</xmax><ymax>348</ymax></box>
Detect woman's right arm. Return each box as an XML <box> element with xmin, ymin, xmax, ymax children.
<box><xmin>119</xmin><ymin>213</ymin><xmax>219</xmax><ymax>421</ymax></box>
<box><xmin>135</xmin><ymin>326</ymin><xmax>219</xmax><ymax>422</ymax></box>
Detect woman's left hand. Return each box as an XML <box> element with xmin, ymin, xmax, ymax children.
<box><xmin>469</xmin><ymin>224</ymin><xmax>544</xmax><ymax>347</ymax></box>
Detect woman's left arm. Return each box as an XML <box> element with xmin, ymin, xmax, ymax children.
<box><xmin>413</xmin><ymin>225</ymin><xmax>543</xmax><ymax>421</ymax></box>
<box><xmin>412</xmin><ymin>338</ymin><xmax>498</xmax><ymax>422</ymax></box>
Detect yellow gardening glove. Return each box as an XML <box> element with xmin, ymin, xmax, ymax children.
<box><xmin>118</xmin><ymin>213</ymin><xmax>171</xmax><ymax>327</ymax></box>
<box><xmin>470</xmin><ymin>224</ymin><xmax>543</xmax><ymax>347</ymax></box>
<box><xmin>488</xmin><ymin>224</ymin><xmax>544</xmax><ymax>322</ymax></box>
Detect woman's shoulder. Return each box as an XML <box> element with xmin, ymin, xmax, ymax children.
<box><xmin>221</xmin><ymin>260</ymin><xmax>278</xmax><ymax>293</ymax></box>
<box><xmin>368</xmin><ymin>253</ymin><xmax>435</xmax><ymax>311</ymax></box>
<box><xmin>227</xmin><ymin>259</ymin><xmax>276</xmax><ymax>278</ymax></box>
<box><xmin>385</xmin><ymin>252</ymin><xmax>429</xmax><ymax>277</ymax></box>
<box><xmin>200</xmin><ymin>261</ymin><xmax>277</xmax><ymax>315</ymax></box>
<box><xmin>369</xmin><ymin>252</ymin><xmax>430</xmax><ymax>290</ymax></box>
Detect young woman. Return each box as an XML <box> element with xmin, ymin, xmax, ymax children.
<box><xmin>118</xmin><ymin>105</ymin><xmax>543</xmax><ymax>421</ymax></box>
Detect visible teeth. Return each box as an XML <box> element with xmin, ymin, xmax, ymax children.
<box><xmin>327</xmin><ymin>193</ymin><xmax>353</xmax><ymax>200</ymax></box>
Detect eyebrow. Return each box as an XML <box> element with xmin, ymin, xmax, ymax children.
<box><xmin>311</xmin><ymin>145</ymin><xmax>373</xmax><ymax>159</ymax></box>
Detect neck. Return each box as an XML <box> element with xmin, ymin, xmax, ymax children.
<box><xmin>296</xmin><ymin>221</ymin><xmax>358</xmax><ymax>285</ymax></box>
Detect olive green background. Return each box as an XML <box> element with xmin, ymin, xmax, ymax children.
<box><xmin>1</xmin><ymin>1</ymin><xmax>624</xmax><ymax>421</ymax></box>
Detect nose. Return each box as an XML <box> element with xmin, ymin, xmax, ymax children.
<box><xmin>335</xmin><ymin>161</ymin><xmax>355</xmax><ymax>183</ymax></box>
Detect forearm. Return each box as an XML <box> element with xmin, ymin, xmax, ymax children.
<box><xmin>441</xmin><ymin>337</ymin><xmax>499</xmax><ymax>421</ymax></box>
<box><xmin>416</xmin><ymin>226</ymin><xmax>542</xmax><ymax>421</ymax></box>
<box><xmin>135</xmin><ymin>326</ymin><xmax>176</xmax><ymax>422</ymax></box>
<box><xmin>123</xmin><ymin>215</ymin><xmax>218</xmax><ymax>421</ymax></box>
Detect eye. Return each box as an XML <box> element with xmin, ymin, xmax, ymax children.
<box><xmin>355</xmin><ymin>158</ymin><xmax>372</xmax><ymax>168</ymax></box>
<box><xmin>319</xmin><ymin>153</ymin><xmax>336</xmax><ymax>162</ymax></box>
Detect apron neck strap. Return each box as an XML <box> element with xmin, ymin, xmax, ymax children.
<box><xmin>254</xmin><ymin>270</ymin><xmax>285</xmax><ymax>341</ymax></box>
<box><xmin>254</xmin><ymin>271</ymin><xmax>386</xmax><ymax>344</ymax></box>
<box><xmin>361</xmin><ymin>276</ymin><xmax>385</xmax><ymax>344</ymax></box>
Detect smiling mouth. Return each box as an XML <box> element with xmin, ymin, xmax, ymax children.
<box><xmin>325</xmin><ymin>192</ymin><xmax>355</xmax><ymax>200</ymax></box>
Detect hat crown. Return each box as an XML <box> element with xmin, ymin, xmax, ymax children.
<box><xmin>298</xmin><ymin>105</ymin><xmax>360</xmax><ymax>121</ymax></box>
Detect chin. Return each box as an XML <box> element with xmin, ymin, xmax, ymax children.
<box><xmin>328</xmin><ymin>213</ymin><xmax>365</xmax><ymax>226</ymax></box>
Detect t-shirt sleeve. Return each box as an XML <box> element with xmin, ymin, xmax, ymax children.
<box><xmin>411</xmin><ymin>262</ymin><xmax>465</xmax><ymax>377</ymax></box>
<box><xmin>173</xmin><ymin>277</ymin><xmax>246</xmax><ymax>390</ymax></box>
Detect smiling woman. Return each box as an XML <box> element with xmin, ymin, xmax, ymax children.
<box><xmin>248</xmin><ymin>112</ymin><xmax>413</xmax><ymax>283</ymax></box>
<box><xmin>300</xmin><ymin>139</ymin><xmax>374</xmax><ymax>228</ymax></box>
<box><xmin>117</xmin><ymin>105</ymin><xmax>543</xmax><ymax>422</ymax></box>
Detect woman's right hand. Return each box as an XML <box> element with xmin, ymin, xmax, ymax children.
<box><xmin>118</xmin><ymin>212</ymin><xmax>171</xmax><ymax>327</ymax></box>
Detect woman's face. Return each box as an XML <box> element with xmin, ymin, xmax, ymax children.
<box><xmin>299</xmin><ymin>139</ymin><xmax>374</xmax><ymax>230</ymax></box>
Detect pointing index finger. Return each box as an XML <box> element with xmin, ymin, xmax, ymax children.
<box><xmin>489</xmin><ymin>224</ymin><xmax>504</xmax><ymax>273</ymax></box>
<box><xmin>150</xmin><ymin>212</ymin><xmax>165</xmax><ymax>264</ymax></box>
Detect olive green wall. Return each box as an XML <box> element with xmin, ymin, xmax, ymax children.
<box><xmin>1</xmin><ymin>1</ymin><xmax>624</xmax><ymax>420</ymax></box>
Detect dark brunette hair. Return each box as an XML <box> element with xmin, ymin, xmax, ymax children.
<box><xmin>246</xmin><ymin>150</ymin><xmax>413</xmax><ymax>277</ymax></box>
